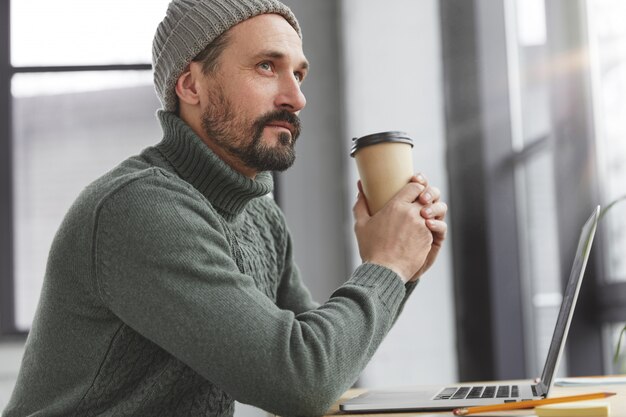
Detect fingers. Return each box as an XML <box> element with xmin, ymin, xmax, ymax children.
<box><xmin>418</xmin><ymin>185</ymin><xmax>440</xmax><ymax>205</ymax></box>
<box><xmin>410</xmin><ymin>173</ymin><xmax>428</xmax><ymax>186</ymax></box>
<box><xmin>421</xmin><ymin>201</ymin><xmax>447</xmax><ymax>220</ymax></box>
<box><xmin>426</xmin><ymin>219</ymin><xmax>447</xmax><ymax>234</ymax></box>
<box><xmin>393</xmin><ymin>181</ymin><xmax>426</xmax><ymax>204</ymax></box>
<box><xmin>410</xmin><ymin>173</ymin><xmax>440</xmax><ymax>206</ymax></box>
<box><xmin>421</xmin><ymin>194</ymin><xmax>448</xmax><ymax>240</ymax></box>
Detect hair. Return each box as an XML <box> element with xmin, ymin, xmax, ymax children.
<box><xmin>191</xmin><ymin>30</ymin><xmax>233</xmax><ymax>75</ymax></box>
<box><xmin>174</xmin><ymin>31</ymin><xmax>232</xmax><ymax>114</ymax></box>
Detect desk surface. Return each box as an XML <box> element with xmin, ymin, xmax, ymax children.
<box><xmin>325</xmin><ymin>376</ymin><xmax>626</xmax><ymax>416</ymax></box>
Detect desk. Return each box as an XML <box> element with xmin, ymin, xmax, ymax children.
<box><xmin>324</xmin><ymin>376</ymin><xmax>626</xmax><ymax>416</ymax></box>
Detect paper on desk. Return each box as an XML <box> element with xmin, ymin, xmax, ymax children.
<box><xmin>554</xmin><ymin>376</ymin><xmax>626</xmax><ymax>386</ymax></box>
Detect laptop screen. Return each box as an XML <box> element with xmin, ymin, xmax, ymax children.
<box><xmin>538</xmin><ymin>206</ymin><xmax>600</xmax><ymax>394</ymax></box>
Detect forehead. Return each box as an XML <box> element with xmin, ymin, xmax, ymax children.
<box><xmin>224</xmin><ymin>13</ymin><xmax>306</xmax><ymax>62</ymax></box>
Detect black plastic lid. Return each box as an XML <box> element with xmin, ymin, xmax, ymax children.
<box><xmin>350</xmin><ymin>131</ymin><xmax>413</xmax><ymax>157</ymax></box>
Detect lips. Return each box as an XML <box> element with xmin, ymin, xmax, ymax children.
<box><xmin>254</xmin><ymin>110</ymin><xmax>301</xmax><ymax>142</ymax></box>
<box><xmin>266</xmin><ymin>121</ymin><xmax>294</xmax><ymax>135</ymax></box>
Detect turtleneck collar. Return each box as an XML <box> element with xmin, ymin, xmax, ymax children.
<box><xmin>155</xmin><ymin>110</ymin><xmax>273</xmax><ymax>219</ymax></box>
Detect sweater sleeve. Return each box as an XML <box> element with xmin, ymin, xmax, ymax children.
<box><xmin>272</xmin><ymin>201</ymin><xmax>418</xmax><ymax>321</ymax></box>
<box><xmin>93</xmin><ymin>173</ymin><xmax>408</xmax><ymax>417</ymax></box>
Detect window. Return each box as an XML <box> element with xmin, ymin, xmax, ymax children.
<box><xmin>507</xmin><ymin>0</ymin><xmax>566</xmax><ymax>378</ymax></box>
<box><xmin>441</xmin><ymin>0</ymin><xmax>626</xmax><ymax>380</ymax></box>
<box><xmin>1</xmin><ymin>0</ymin><xmax>171</xmax><ymax>335</ymax></box>
<box><xmin>587</xmin><ymin>0</ymin><xmax>626</xmax><ymax>285</ymax></box>
<box><xmin>586</xmin><ymin>0</ymin><xmax>626</xmax><ymax>373</ymax></box>
<box><xmin>11</xmin><ymin>0</ymin><xmax>167</xmax><ymax>67</ymax></box>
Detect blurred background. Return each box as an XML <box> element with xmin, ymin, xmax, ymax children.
<box><xmin>1</xmin><ymin>0</ymin><xmax>625</xmax><ymax>415</ymax></box>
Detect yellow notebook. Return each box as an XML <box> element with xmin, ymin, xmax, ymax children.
<box><xmin>535</xmin><ymin>400</ymin><xmax>610</xmax><ymax>417</ymax></box>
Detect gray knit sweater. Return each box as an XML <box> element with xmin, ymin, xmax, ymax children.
<box><xmin>3</xmin><ymin>111</ymin><xmax>417</xmax><ymax>417</ymax></box>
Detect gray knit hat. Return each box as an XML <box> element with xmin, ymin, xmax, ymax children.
<box><xmin>152</xmin><ymin>0</ymin><xmax>301</xmax><ymax>112</ymax></box>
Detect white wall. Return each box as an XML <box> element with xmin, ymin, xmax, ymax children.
<box><xmin>280</xmin><ymin>0</ymin><xmax>349</xmax><ymax>302</ymax></box>
<box><xmin>280</xmin><ymin>0</ymin><xmax>458</xmax><ymax>387</ymax></box>
<box><xmin>341</xmin><ymin>0</ymin><xmax>458</xmax><ymax>387</ymax></box>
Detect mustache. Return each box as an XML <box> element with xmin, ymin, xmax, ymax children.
<box><xmin>253</xmin><ymin>110</ymin><xmax>302</xmax><ymax>140</ymax></box>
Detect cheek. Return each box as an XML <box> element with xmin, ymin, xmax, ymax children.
<box><xmin>237</xmin><ymin>77</ymin><xmax>278</xmax><ymax>111</ymax></box>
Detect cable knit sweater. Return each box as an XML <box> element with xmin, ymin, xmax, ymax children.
<box><xmin>3</xmin><ymin>111</ymin><xmax>417</xmax><ymax>417</ymax></box>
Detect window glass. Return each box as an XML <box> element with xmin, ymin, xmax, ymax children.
<box><xmin>587</xmin><ymin>0</ymin><xmax>626</xmax><ymax>284</ymax></box>
<box><xmin>516</xmin><ymin>0</ymin><xmax>546</xmax><ymax>47</ymax></box>
<box><xmin>518</xmin><ymin>152</ymin><xmax>565</xmax><ymax>377</ymax></box>
<box><xmin>11</xmin><ymin>0</ymin><xmax>171</xmax><ymax>66</ymax></box>
<box><xmin>513</xmin><ymin>0</ymin><xmax>564</xmax><ymax>377</ymax></box>
<box><xmin>12</xmin><ymin>71</ymin><xmax>161</xmax><ymax>330</ymax></box>
<box><xmin>514</xmin><ymin>0</ymin><xmax>550</xmax><ymax>148</ymax></box>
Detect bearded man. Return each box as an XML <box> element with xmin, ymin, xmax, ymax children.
<box><xmin>3</xmin><ymin>1</ymin><xmax>447</xmax><ymax>416</ymax></box>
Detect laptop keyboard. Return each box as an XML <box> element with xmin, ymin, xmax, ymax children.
<box><xmin>434</xmin><ymin>385</ymin><xmax>522</xmax><ymax>400</ymax></box>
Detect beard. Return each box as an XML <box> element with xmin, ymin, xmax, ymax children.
<box><xmin>200</xmin><ymin>86</ymin><xmax>302</xmax><ymax>173</ymax></box>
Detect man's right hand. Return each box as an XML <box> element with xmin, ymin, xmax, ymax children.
<box><xmin>353</xmin><ymin>179</ymin><xmax>434</xmax><ymax>283</ymax></box>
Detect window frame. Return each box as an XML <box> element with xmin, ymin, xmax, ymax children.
<box><xmin>1</xmin><ymin>0</ymin><xmax>17</xmax><ymax>337</ymax></box>
<box><xmin>440</xmin><ymin>0</ymin><xmax>527</xmax><ymax>381</ymax></box>
<box><xmin>0</xmin><ymin>1</ymin><xmax>152</xmax><ymax>337</ymax></box>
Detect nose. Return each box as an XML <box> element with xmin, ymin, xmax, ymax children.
<box><xmin>275</xmin><ymin>75</ymin><xmax>307</xmax><ymax>113</ymax></box>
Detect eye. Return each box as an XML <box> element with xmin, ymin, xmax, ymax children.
<box><xmin>294</xmin><ymin>72</ymin><xmax>304</xmax><ymax>83</ymax></box>
<box><xmin>258</xmin><ymin>62</ymin><xmax>273</xmax><ymax>72</ymax></box>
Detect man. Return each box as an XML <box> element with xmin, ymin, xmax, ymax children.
<box><xmin>3</xmin><ymin>0</ymin><xmax>448</xmax><ymax>416</ymax></box>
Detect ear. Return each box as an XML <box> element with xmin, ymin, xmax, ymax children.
<box><xmin>175</xmin><ymin>63</ymin><xmax>201</xmax><ymax>106</ymax></box>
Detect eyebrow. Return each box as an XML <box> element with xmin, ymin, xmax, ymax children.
<box><xmin>255</xmin><ymin>50</ymin><xmax>310</xmax><ymax>71</ymax></box>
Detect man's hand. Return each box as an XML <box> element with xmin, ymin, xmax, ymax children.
<box><xmin>411</xmin><ymin>175</ymin><xmax>448</xmax><ymax>281</ymax></box>
<box><xmin>353</xmin><ymin>179</ymin><xmax>433</xmax><ymax>283</ymax></box>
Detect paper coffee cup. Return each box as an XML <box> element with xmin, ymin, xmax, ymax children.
<box><xmin>350</xmin><ymin>131</ymin><xmax>414</xmax><ymax>215</ymax></box>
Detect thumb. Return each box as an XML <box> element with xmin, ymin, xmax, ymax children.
<box><xmin>353</xmin><ymin>182</ymin><xmax>371</xmax><ymax>222</ymax></box>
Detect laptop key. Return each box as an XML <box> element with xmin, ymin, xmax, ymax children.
<box><xmin>531</xmin><ymin>384</ymin><xmax>539</xmax><ymax>396</ymax></box>
<box><xmin>496</xmin><ymin>386</ymin><xmax>510</xmax><ymax>398</ymax></box>
<box><xmin>481</xmin><ymin>386</ymin><xmax>496</xmax><ymax>398</ymax></box>
<box><xmin>451</xmin><ymin>387</ymin><xmax>471</xmax><ymax>399</ymax></box>
<box><xmin>434</xmin><ymin>387</ymin><xmax>457</xmax><ymax>400</ymax></box>
<box><xmin>466</xmin><ymin>387</ymin><xmax>484</xmax><ymax>399</ymax></box>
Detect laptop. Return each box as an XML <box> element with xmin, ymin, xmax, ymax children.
<box><xmin>340</xmin><ymin>206</ymin><xmax>601</xmax><ymax>412</ymax></box>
